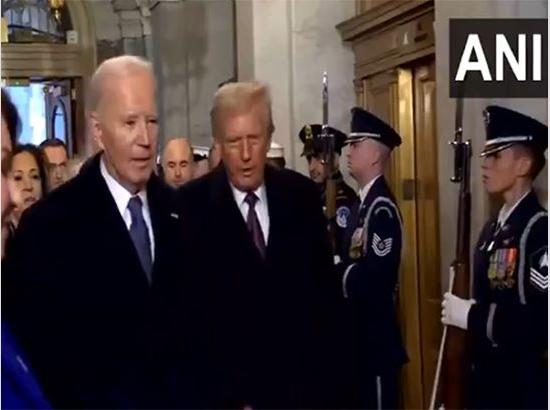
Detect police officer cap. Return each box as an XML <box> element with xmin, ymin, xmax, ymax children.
<box><xmin>481</xmin><ymin>105</ymin><xmax>548</xmax><ymax>157</ymax></box>
<box><xmin>298</xmin><ymin>124</ymin><xmax>347</xmax><ymax>156</ymax></box>
<box><xmin>345</xmin><ymin>107</ymin><xmax>402</xmax><ymax>150</ymax></box>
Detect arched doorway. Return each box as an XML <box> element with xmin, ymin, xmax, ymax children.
<box><xmin>1</xmin><ymin>0</ymin><xmax>96</xmax><ymax>156</ymax></box>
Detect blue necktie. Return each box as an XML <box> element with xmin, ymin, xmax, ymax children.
<box><xmin>127</xmin><ymin>196</ymin><xmax>153</xmax><ymax>282</ymax></box>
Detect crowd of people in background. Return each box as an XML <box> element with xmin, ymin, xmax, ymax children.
<box><xmin>1</xmin><ymin>91</ymin><xmax>233</xmax><ymax>227</ymax></box>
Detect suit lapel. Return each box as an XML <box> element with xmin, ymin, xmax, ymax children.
<box><xmin>210</xmin><ymin>167</ymin><xmax>269</xmax><ymax>266</ymax></box>
<box><xmin>81</xmin><ymin>154</ymin><xmax>151</xmax><ymax>287</ymax></box>
<box><xmin>147</xmin><ymin>174</ymin><xmax>173</xmax><ymax>273</ymax></box>
<box><xmin>211</xmin><ymin>168</ymin><xmax>260</xmax><ymax>262</ymax></box>
<box><xmin>264</xmin><ymin>166</ymin><xmax>287</xmax><ymax>263</ymax></box>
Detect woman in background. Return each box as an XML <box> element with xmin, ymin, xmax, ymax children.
<box><xmin>8</xmin><ymin>144</ymin><xmax>47</xmax><ymax>228</ymax></box>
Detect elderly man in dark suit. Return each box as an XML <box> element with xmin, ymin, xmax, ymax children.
<box><xmin>162</xmin><ymin>81</ymin><xmax>343</xmax><ymax>409</ymax></box>
<box><xmin>4</xmin><ymin>55</ymin><xmax>181</xmax><ymax>408</ymax></box>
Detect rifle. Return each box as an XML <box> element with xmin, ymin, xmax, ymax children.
<box><xmin>320</xmin><ymin>72</ymin><xmax>337</xmax><ymax>251</ymax></box>
<box><xmin>430</xmin><ymin>96</ymin><xmax>471</xmax><ymax>409</ymax></box>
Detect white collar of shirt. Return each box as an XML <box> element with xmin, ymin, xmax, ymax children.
<box><xmin>359</xmin><ymin>174</ymin><xmax>382</xmax><ymax>204</ymax></box>
<box><xmin>99</xmin><ymin>157</ymin><xmax>155</xmax><ymax>259</ymax></box>
<box><xmin>497</xmin><ymin>189</ymin><xmax>531</xmax><ymax>226</ymax></box>
<box><xmin>230</xmin><ymin>182</ymin><xmax>270</xmax><ymax>243</ymax></box>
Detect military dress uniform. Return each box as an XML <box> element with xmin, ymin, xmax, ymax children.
<box><xmin>467</xmin><ymin>106</ymin><xmax>548</xmax><ymax>409</ymax></box>
<box><xmin>324</xmin><ymin>171</ymin><xmax>359</xmax><ymax>258</ymax></box>
<box><xmin>340</xmin><ymin>107</ymin><xmax>408</xmax><ymax>409</ymax></box>
<box><xmin>298</xmin><ymin>124</ymin><xmax>358</xmax><ymax>262</ymax></box>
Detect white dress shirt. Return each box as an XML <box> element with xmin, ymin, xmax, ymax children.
<box><xmin>100</xmin><ymin>158</ymin><xmax>155</xmax><ymax>261</ymax></box>
<box><xmin>358</xmin><ymin>174</ymin><xmax>382</xmax><ymax>204</ymax></box>
<box><xmin>230</xmin><ymin>183</ymin><xmax>270</xmax><ymax>244</ymax></box>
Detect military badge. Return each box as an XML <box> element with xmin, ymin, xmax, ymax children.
<box><xmin>372</xmin><ymin>233</ymin><xmax>392</xmax><ymax>257</ymax></box>
<box><xmin>336</xmin><ymin>206</ymin><xmax>350</xmax><ymax>229</ymax></box>
<box><xmin>488</xmin><ymin>248</ymin><xmax>517</xmax><ymax>289</ymax></box>
<box><xmin>529</xmin><ymin>247</ymin><xmax>548</xmax><ymax>291</ymax></box>
<box><xmin>349</xmin><ymin>227</ymin><xmax>364</xmax><ymax>260</ymax></box>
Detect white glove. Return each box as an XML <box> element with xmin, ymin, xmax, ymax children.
<box><xmin>441</xmin><ymin>292</ymin><xmax>476</xmax><ymax>330</ymax></box>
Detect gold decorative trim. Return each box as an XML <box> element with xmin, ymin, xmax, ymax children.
<box><xmin>337</xmin><ymin>0</ymin><xmax>433</xmax><ymax>41</ymax></box>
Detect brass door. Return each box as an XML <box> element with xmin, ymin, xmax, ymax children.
<box><xmin>361</xmin><ymin>57</ymin><xmax>441</xmax><ymax>409</ymax></box>
<box><xmin>412</xmin><ymin>60</ymin><xmax>442</xmax><ymax>407</ymax></box>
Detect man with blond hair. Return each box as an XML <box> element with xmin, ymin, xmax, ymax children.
<box><xmin>163</xmin><ymin>81</ymin><xmax>344</xmax><ymax>408</ymax></box>
<box><xmin>6</xmin><ymin>55</ymin><xmax>183</xmax><ymax>408</ymax></box>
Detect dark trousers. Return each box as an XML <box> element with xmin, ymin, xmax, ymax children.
<box><xmin>469</xmin><ymin>351</ymin><xmax>547</xmax><ymax>409</ymax></box>
<box><xmin>347</xmin><ymin>368</ymin><xmax>398</xmax><ymax>409</ymax></box>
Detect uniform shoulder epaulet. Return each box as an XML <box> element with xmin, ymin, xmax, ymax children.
<box><xmin>363</xmin><ymin>197</ymin><xmax>402</xmax><ymax>232</ymax></box>
<box><xmin>366</xmin><ymin>196</ymin><xmax>398</xmax><ymax>219</ymax></box>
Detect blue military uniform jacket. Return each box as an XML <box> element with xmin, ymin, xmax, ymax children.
<box><xmin>341</xmin><ymin>176</ymin><xmax>407</xmax><ymax>372</ymax></box>
<box><xmin>468</xmin><ymin>190</ymin><xmax>547</xmax><ymax>409</ymax></box>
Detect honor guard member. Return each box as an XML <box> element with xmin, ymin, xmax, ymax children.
<box><xmin>340</xmin><ymin>107</ymin><xmax>407</xmax><ymax>409</ymax></box>
<box><xmin>441</xmin><ymin>106</ymin><xmax>548</xmax><ymax>409</ymax></box>
<box><xmin>298</xmin><ymin>124</ymin><xmax>358</xmax><ymax>261</ymax></box>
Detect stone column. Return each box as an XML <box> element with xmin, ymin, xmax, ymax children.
<box><xmin>150</xmin><ymin>1</ymin><xmax>188</xmax><ymax>143</ymax></box>
<box><xmin>150</xmin><ymin>0</ymin><xmax>235</xmax><ymax>148</ymax></box>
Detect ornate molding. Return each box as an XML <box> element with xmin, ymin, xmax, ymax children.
<box><xmin>337</xmin><ymin>0</ymin><xmax>432</xmax><ymax>41</ymax></box>
<box><xmin>1</xmin><ymin>43</ymin><xmax>84</xmax><ymax>77</ymax></box>
<box><xmin>337</xmin><ymin>0</ymin><xmax>434</xmax><ymax>80</ymax></box>
<box><xmin>1</xmin><ymin>0</ymin><xmax>96</xmax><ymax>78</ymax></box>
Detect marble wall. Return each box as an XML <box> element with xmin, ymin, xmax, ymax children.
<box><xmin>151</xmin><ymin>0</ymin><xmax>235</xmax><ymax>148</ymax></box>
<box><xmin>435</xmin><ymin>0</ymin><xmax>548</xmax><ymax>289</ymax></box>
<box><xmin>236</xmin><ymin>0</ymin><xmax>357</xmax><ymax>178</ymax></box>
